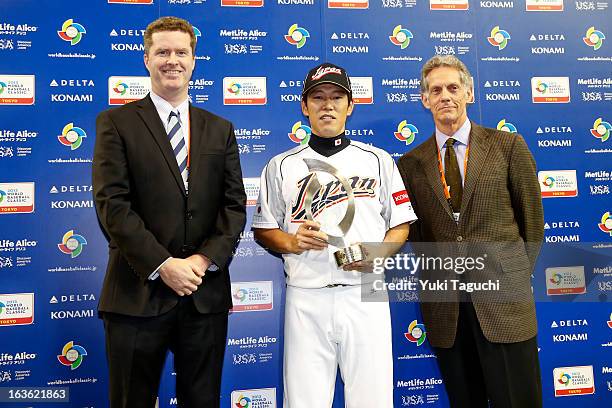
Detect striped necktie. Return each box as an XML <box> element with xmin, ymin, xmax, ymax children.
<box><xmin>167</xmin><ymin>111</ymin><xmax>188</xmax><ymax>191</ymax></box>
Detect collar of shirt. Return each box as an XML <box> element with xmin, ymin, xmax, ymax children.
<box><xmin>149</xmin><ymin>91</ymin><xmax>190</xmax><ymax>134</ymax></box>
<box><xmin>435</xmin><ymin>118</ymin><xmax>471</xmax><ymax>151</ymax></box>
<box><xmin>435</xmin><ymin>118</ymin><xmax>471</xmax><ymax>185</ymax></box>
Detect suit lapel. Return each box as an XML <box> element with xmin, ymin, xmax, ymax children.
<box><xmin>136</xmin><ymin>95</ymin><xmax>187</xmax><ymax>196</ymax></box>
<box><xmin>187</xmin><ymin>104</ymin><xmax>206</xmax><ymax>184</ymax></box>
<box><xmin>461</xmin><ymin>123</ymin><xmax>492</xmax><ymax>214</ymax></box>
<box><xmin>421</xmin><ymin>135</ymin><xmax>454</xmax><ymax>220</ymax></box>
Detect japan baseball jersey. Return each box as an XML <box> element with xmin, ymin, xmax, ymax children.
<box><xmin>252</xmin><ymin>140</ymin><xmax>417</xmax><ymax>288</ymax></box>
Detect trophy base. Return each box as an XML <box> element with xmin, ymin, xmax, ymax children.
<box><xmin>334</xmin><ymin>244</ymin><xmax>365</xmax><ymax>267</ymax></box>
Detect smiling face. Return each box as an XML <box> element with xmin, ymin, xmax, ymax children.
<box><xmin>301</xmin><ymin>83</ymin><xmax>354</xmax><ymax>138</ymax></box>
<box><xmin>144</xmin><ymin>30</ymin><xmax>195</xmax><ymax>105</ymax></box>
<box><xmin>421</xmin><ymin>66</ymin><xmax>472</xmax><ymax>135</ymax></box>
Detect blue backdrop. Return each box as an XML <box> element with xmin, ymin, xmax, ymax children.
<box><xmin>0</xmin><ymin>0</ymin><xmax>610</xmax><ymax>407</ymax></box>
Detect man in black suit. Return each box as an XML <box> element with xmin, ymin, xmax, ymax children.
<box><xmin>92</xmin><ymin>16</ymin><xmax>246</xmax><ymax>408</ymax></box>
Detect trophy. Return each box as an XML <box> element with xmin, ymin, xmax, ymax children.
<box><xmin>303</xmin><ymin>158</ymin><xmax>365</xmax><ymax>267</ymax></box>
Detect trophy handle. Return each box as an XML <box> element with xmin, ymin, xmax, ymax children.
<box><xmin>303</xmin><ymin>158</ymin><xmax>355</xmax><ymax>248</ymax></box>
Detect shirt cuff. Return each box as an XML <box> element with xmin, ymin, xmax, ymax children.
<box><xmin>149</xmin><ymin>257</ymin><xmax>172</xmax><ymax>280</ymax></box>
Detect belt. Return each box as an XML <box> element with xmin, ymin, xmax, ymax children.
<box><xmin>324</xmin><ymin>284</ymin><xmax>351</xmax><ymax>288</ymax></box>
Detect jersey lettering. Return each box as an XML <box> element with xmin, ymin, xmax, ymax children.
<box><xmin>290</xmin><ymin>174</ymin><xmax>377</xmax><ymax>222</ymax></box>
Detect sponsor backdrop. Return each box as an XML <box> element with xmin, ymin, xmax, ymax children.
<box><xmin>0</xmin><ymin>0</ymin><xmax>610</xmax><ymax>407</ymax></box>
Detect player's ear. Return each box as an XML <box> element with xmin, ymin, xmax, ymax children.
<box><xmin>346</xmin><ymin>98</ymin><xmax>354</xmax><ymax>117</ymax></box>
<box><xmin>301</xmin><ymin>98</ymin><xmax>309</xmax><ymax>117</ymax></box>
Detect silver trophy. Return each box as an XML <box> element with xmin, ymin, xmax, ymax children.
<box><xmin>303</xmin><ymin>158</ymin><xmax>365</xmax><ymax>267</ymax></box>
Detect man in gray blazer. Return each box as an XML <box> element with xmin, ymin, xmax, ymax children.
<box><xmin>397</xmin><ymin>55</ymin><xmax>544</xmax><ymax>408</ymax></box>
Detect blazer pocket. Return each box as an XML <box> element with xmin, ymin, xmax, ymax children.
<box><xmin>499</xmin><ymin>254</ymin><xmax>530</xmax><ymax>273</ymax></box>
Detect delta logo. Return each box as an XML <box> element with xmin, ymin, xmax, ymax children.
<box><xmin>389</xmin><ymin>25</ymin><xmax>413</xmax><ymax>49</ymax></box>
<box><xmin>57</xmin><ymin>341</ymin><xmax>87</xmax><ymax>370</ymax></box>
<box><xmin>57</xmin><ymin>19</ymin><xmax>86</xmax><ymax>45</ymax></box>
<box><xmin>289</xmin><ymin>121</ymin><xmax>312</xmax><ymax>144</ymax></box>
<box><xmin>57</xmin><ymin>230</ymin><xmax>87</xmax><ymax>258</ymax></box>
<box><xmin>285</xmin><ymin>24</ymin><xmax>310</xmax><ymax>49</ymax></box>
<box><xmin>488</xmin><ymin>26</ymin><xmax>511</xmax><ymax>50</ymax></box>
<box><xmin>394</xmin><ymin>120</ymin><xmax>418</xmax><ymax>145</ymax></box>
<box><xmin>405</xmin><ymin>320</ymin><xmax>427</xmax><ymax>346</ymax></box>
<box><xmin>598</xmin><ymin>212</ymin><xmax>612</xmax><ymax>237</ymax></box>
<box><xmin>497</xmin><ymin>119</ymin><xmax>517</xmax><ymax>133</ymax></box>
<box><xmin>591</xmin><ymin>118</ymin><xmax>611</xmax><ymax>142</ymax></box>
<box><xmin>57</xmin><ymin>123</ymin><xmax>86</xmax><ymax>150</ymax></box>
<box><xmin>583</xmin><ymin>27</ymin><xmax>605</xmax><ymax>51</ymax></box>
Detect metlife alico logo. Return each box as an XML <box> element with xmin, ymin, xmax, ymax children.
<box><xmin>0</xmin><ymin>127</ymin><xmax>38</xmax><ymax>159</ymax></box>
<box><xmin>0</xmin><ymin>21</ymin><xmax>37</xmax><ymax>52</ymax></box>
<box><xmin>429</xmin><ymin>31</ymin><xmax>472</xmax><ymax>56</ymax></box>
<box><xmin>220</xmin><ymin>28</ymin><xmax>267</xmax><ymax>55</ymax></box>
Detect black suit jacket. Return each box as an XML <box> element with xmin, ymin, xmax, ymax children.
<box><xmin>398</xmin><ymin>123</ymin><xmax>544</xmax><ymax>347</ymax></box>
<box><xmin>93</xmin><ymin>95</ymin><xmax>246</xmax><ymax>317</ymax></box>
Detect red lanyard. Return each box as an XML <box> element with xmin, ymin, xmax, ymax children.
<box><xmin>436</xmin><ymin>141</ymin><xmax>469</xmax><ymax>200</ymax></box>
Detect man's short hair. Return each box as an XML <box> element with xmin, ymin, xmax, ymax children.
<box><xmin>420</xmin><ymin>55</ymin><xmax>472</xmax><ymax>94</ymax></box>
<box><xmin>144</xmin><ymin>16</ymin><xmax>196</xmax><ymax>55</ymax></box>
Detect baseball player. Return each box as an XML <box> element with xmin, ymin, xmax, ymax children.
<box><xmin>252</xmin><ymin>62</ymin><xmax>417</xmax><ymax>407</ymax></box>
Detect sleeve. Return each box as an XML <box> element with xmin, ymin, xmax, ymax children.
<box><xmin>92</xmin><ymin>110</ymin><xmax>172</xmax><ymax>281</ymax></box>
<box><xmin>195</xmin><ymin>123</ymin><xmax>247</xmax><ymax>270</ymax></box>
<box><xmin>508</xmin><ymin>134</ymin><xmax>544</xmax><ymax>270</ymax></box>
<box><xmin>251</xmin><ymin>160</ymin><xmax>286</xmax><ymax>230</ymax></box>
<box><xmin>381</xmin><ymin>153</ymin><xmax>418</xmax><ymax>229</ymax></box>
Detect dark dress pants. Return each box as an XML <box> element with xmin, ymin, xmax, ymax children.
<box><xmin>434</xmin><ymin>301</ymin><xmax>542</xmax><ymax>408</ymax></box>
<box><xmin>103</xmin><ymin>297</ymin><xmax>228</xmax><ymax>408</ymax></box>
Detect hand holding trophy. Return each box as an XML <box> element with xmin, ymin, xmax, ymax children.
<box><xmin>303</xmin><ymin>158</ymin><xmax>366</xmax><ymax>268</ymax></box>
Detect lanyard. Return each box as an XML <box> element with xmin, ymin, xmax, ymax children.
<box><xmin>436</xmin><ymin>141</ymin><xmax>469</xmax><ymax>200</ymax></box>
